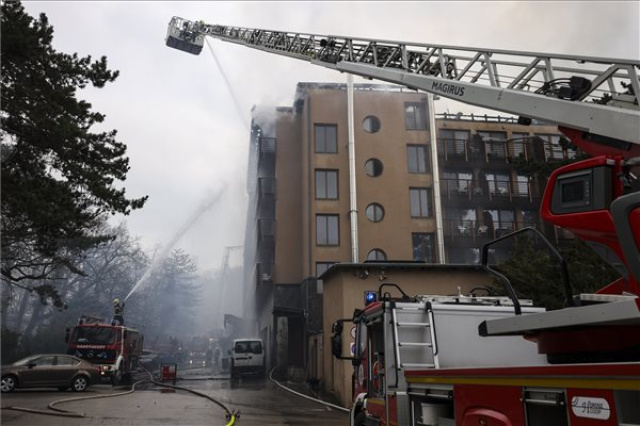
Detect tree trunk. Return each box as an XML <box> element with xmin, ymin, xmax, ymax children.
<box><xmin>13</xmin><ymin>288</ymin><xmax>31</xmax><ymax>332</ymax></box>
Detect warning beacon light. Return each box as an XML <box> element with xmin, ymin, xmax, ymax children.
<box><xmin>364</xmin><ymin>291</ymin><xmax>377</xmax><ymax>306</ymax></box>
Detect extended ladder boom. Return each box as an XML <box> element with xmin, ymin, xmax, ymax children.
<box><xmin>166</xmin><ymin>16</ymin><xmax>640</xmax><ymax>157</ymax></box>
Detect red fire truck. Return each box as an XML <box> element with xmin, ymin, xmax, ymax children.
<box><xmin>165</xmin><ymin>17</ymin><xmax>640</xmax><ymax>425</ymax></box>
<box><xmin>66</xmin><ymin>315</ymin><xmax>143</xmax><ymax>385</ymax></box>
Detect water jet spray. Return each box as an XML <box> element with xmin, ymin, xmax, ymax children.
<box><xmin>124</xmin><ymin>186</ymin><xmax>226</xmax><ymax>302</ymax></box>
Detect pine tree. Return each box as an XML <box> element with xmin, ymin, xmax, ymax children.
<box><xmin>1</xmin><ymin>1</ymin><xmax>148</xmax><ymax>287</ymax></box>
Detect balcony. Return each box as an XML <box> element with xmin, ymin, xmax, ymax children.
<box><xmin>438</xmin><ymin>138</ymin><xmax>484</xmax><ymax>164</ymax></box>
<box><xmin>256</xmin><ymin>262</ymin><xmax>274</xmax><ymax>286</ymax></box>
<box><xmin>443</xmin><ymin>219</ymin><xmax>541</xmax><ymax>246</ymax></box>
<box><xmin>441</xmin><ymin>178</ymin><xmax>487</xmax><ymax>204</ymax></box>
<box><xmin>256</xmin><ymin>178</ymin><xmax>276</xmax><ymax>218</ymax></box>
<box><xmin>259</xmin><ymin>137</ymin><xmax>276</xmax><ymax>155</ymax></box>
<box><xmin>256</xmin><ymin>219</ymin><xmax>275</xmax><ymax>262</ymax></box>
<box><xmin>257</xmin><ymin>219</ymin><xmax>275</xmax><ymax>242</ymax></box>
<box><xmin>484</xmin><ymin>140</ymin><xmax>508</xmax><ymax>163</ymax></box>
<box><xmin>258</xmin><ymin>137</ymin><xmax>276</xmax><ymax>176</ymax></box>
<box><xmin>440</xmin><ymin>178</ymin><xmax>540</xmax><ymax>208</ymax></box>
<box><xmin>438</xmin><ymin>137</ymin><xmax>539</xmax><ymax>165</ymax></box>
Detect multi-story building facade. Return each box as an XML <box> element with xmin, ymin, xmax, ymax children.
<box><xmin>242</xmin><ymin>82</ymin><xmax>574</xmax><ymax>374</ymax></box>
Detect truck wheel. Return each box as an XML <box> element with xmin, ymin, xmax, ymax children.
<box><xmin>71</xmin><ymin>375</ymin><xmax>89</xmax><ymax>392</ymax></box>
<box><xmin>354</xmin><ymin>411</ymin><xmax>367</xmax><ymax>426</ymax></box>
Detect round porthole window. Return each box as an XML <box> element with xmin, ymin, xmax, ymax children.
<box><xmin>366</xmin><ymin>203</ymin><xmax>385</xmax><ymax>222</ymax></box>
<box><xmin>364</xmin><ymin>159</ymin><xmax>383</xmax><ymax>177</ymax></box>
<box><xmin>367</xmin><ymin>249</ymin><xmax>387</xmax><ymax>261</ymax></box>
<box><xmin>363</xmin><ymin>115</ymin><xmax>381</xmax><ymax>133</ymax></box>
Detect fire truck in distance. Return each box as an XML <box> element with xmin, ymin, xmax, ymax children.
<box><xmin>165</xmin><ymin>17</ymin><xmax>640</xmax><ymax>426</ymax></box>
<box><xmin>65</xmin><ymin>315</ymin><xmax>143</xmax><ymax>385</ymax></box>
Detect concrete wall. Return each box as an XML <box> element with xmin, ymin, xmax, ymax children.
<box><xmin>276</xmin><ymin>85</ymin><xmax>438</xmax><ymax>283</ymax></box>
<box><xmin>275</xmin><ymin>111</ymin><xmax>303</xmax><ymax>283</ymax></box>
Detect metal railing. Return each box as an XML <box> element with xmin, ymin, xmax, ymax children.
<box><xmin>443</xmin><ymin>219</ymin><xmax>540</xmax><ymax>242</ymax></box>
<box><xmin>440</xmin><ymin>178</ymin><xmax>538</xmax><ymax>203</ymax></box>
<box><xmin>438</xmin><ymin>138</ymin><xmax>537</xmax><ymax>163</ymax></box>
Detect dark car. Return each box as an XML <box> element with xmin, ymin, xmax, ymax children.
<box><xmin>1</xmin><ymin>354</ymin><xmax>101</xmax><ymax>393</ymax></box>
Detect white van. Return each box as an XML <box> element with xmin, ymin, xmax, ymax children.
<box><xmin>229</xmin><ymin>338</ymin><xmax>265</xmax><ymax>378</ymax></box>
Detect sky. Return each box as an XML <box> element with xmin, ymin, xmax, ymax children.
<box><xmin>21</xmin><ymin>1</ymin><xmax>640</xmax><ymax>273</ymax></box>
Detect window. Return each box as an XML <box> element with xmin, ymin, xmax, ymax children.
<box><xmin>316</xmin><ymin>262</ymin><xmax>335</xmax><ymax>277</ymax></box>
<box><xmin>365</xmin><ymin>159</ymin><xmax>384</xmax><ymax>177</ymax></box>
<box><xmin>407</xmin><ymin>145</ymin><xmax>430</xmax><ymax>173</ymax></box>
<box><xmin>367</xmin><ymin>249</ymin><xmax>387</xmax><ymax>261</ymax></box>
<box><xmin>315</xmin><ymin>124</ymin><xmax>337</xmax><ymax>153</ymax></box>
<box><xmin>316</xmin><ymin>214</ymin><xmax>339</xmax><ymax>246</ymax></box>
<box><xmin>412</xmin><ymin>233</ymin><xmax>434</xmax><ymax>262</ymax></box>
<box><xmin>515</xmin><ymin>174</ymin><xmax>530</xmax><ymax>197</ymax></box>
<box><xmin>486</xmin><ymin>209</ymin><xmax>515</xmax><ymax>236</ymax></box>
<box><xmin>486</xmin><ymin>172</ymin><xmax>511</xmax><ymax>196</ymax></box>
<box><xmin>410</xmin><ymin>188</ymin><xmax>432</xmax><ymax>217</ymax></box>
<box><xmin>478</xmin><ymin>131</ymin><xmax>507</xmax><ymax>159</ymax></box>
<box><xmin>363</xmin><ymin>116</ymin><xmax>381</xmax><ymax>133</ymax></box>
<box><xmin>234</xmin><ymin>341</ymin><xmax>263</xmax><ymax>354</ymax></box>
<box><xmin>57</xmin><ymin>356</ymin><xmax>80</xmax><ymax>366</ymax></box>
<box><xmin>72</xmin><ymin>327</ymin><xmax>115</xmax><ymax>344</ymax></box>
<box><xmin>537</xmin><ymin>134</ymin><xmax>576</xmax><ymax>160</ymax></box>
<box><xmin>404</xmin><ymin>102</ymin><xmax>428</xmax><ymax>130</ymax></box>
<box><xmin>33</xmin><ymin>356</ymin><xmax>56</xmax><ymax>366</ymax></box>
<box><xmin>442</xmin><ymin>171</ymin><xmax>472</xmax><ymax>196</ymax></box>
<box><xmin>448</xmin><ymin>208</ymin><xmax>477</xmax><ymax>236</ymax></box>
<box><xmin>315</xmin><ymin>169</ymin><xmax>338</xmax><ymax>199</ymax></box>
<box><xmin>366</xmin><ymin>203</ymin><xmax>385</xmax><ymax>222</ymax></box>
<box><xmin>511</xmin><ymin>132</ymin><xmax>529</xmax><ymax>159</ymax></box>
<box><xmin>440</xmin><ymin>129</ymin><xmax>469</xmax><ymax>156</ymax></box>
<box><xmin>539</xmin><ymin>134</ymin><xmax>564</xmax><ymax>160</ymax></box>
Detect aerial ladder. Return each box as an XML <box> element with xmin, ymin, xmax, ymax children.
<box><xmin>165</xmin><ymin>16</ymin><xmax>640</xmax><ymax>287</ymax></box>
<box><xmin>166</xmin><ymin>17</ymin><xmax>639</xmax><ymax>158</ymax></box>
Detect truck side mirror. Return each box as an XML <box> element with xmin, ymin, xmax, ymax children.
<box><xmin>331</xmin><ymin>319</ymin><xmax>357</xmax><ymax>361</ymax></box>
<box><xmin>331</xmin><ymin>332</ymin><xmax>342</xmax><ymax>358</ymax></box>
<box><xmin>331</xmin><ymin>320</ymin><xmax>344</xmax><ymax>358</ymax></box>
<box><xmin>65</xmin><ymin>328</ymin><xmax>71</xmax><ymax>343</ymax></box>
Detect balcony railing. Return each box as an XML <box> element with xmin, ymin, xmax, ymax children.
<box><xmin>259</xmin><ymin>177</ymin><xmax>276</xmax><ymax>196</ymax></box>
<box><xmin>259</xmin><ymin>137</ymin><xmax>276</xmax><ymax>154</ymax></box>
<box><xmin>438</xmin><ymin>137</ymin><xmax>537</xmax><ymax>163</ymax></box>
<box><xmin>441</xmin><ymin>178</ymin><xmax>538</xmax><ymax>203</ymax></box>
<box><xmin>256</xmin><ymin>262</ymin><xmax>273</xmax><ymax>286</ymax></box>
<box><xmin>439</xmin><ymin>138</ymin><xmax>482</xmax><ymax>162</ymax></box>
<box><xmin>443</xmin><ymin>219</ymin><xmax>540</xmax><ymax>242</ymax></box>
<box><xmin>257</xmin><ymin>219</ymin><xmax>275</xmax><ymax>242</ymax></box>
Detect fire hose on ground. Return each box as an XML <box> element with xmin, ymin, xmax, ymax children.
<box><xmin>1</xmin><ymin>367</ymin><xmax>239</xmax><ymax>425</ymax></box>
<box><xmin>268</xmin><ymin>367</ymin><xmax>349</xmax><ymax>413</ymax></box>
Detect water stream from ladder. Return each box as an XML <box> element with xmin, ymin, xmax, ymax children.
<box><xmin>124</xmin><ymin>39</ymin><xmax>249</xmax><ymax>302</ymax></box>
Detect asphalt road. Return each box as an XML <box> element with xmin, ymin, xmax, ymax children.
<box><xmin>1</xmin><ymin>367</ymin><xmax>349</xmax><ymax>426</ymax></box>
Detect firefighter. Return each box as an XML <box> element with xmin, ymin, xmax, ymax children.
<box><xmin>112</xmin><ymin>299</ymin><xmax>125</xmax><ymax>326</ymax></box>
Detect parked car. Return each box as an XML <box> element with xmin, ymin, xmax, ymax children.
<box><xmin>1</xmin><ymin>354</ymin><xmax>101</xmax><ymax>393</ymax></box>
